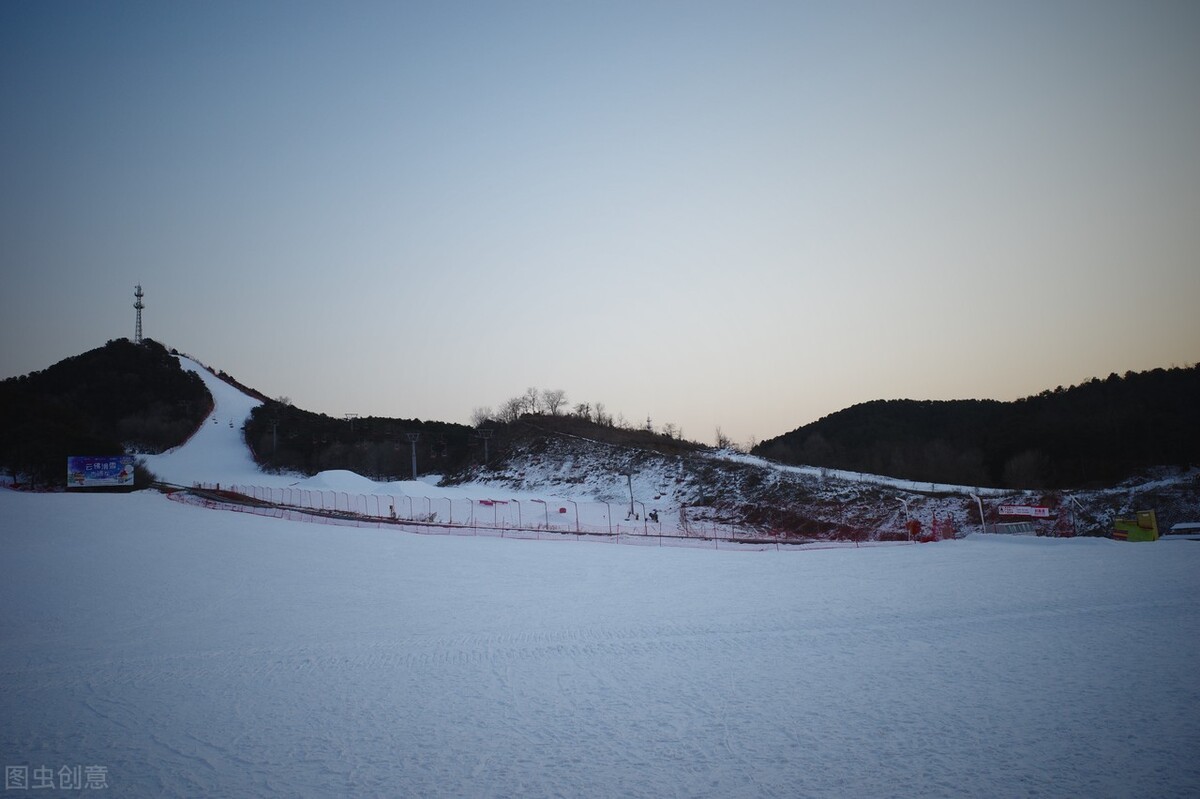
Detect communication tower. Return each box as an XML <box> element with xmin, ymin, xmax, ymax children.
<box><xmin>133</xmin><ymin>284</ymin><xmax>145</xmax><ymax>344</ymax></box>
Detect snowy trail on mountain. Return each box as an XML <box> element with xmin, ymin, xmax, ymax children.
<box><xmin>140</xmin><ymin>357</ymin><xmax>290</xmax><ymax>488</ymax></box>
<box><xmin>3</xmin><ymin>489</ymin><xmax>1197</xmax><ymax>797</ymax></box>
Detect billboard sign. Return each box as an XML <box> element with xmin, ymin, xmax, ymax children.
<box><xmin>998</xmin><ymin>504</ymin><xmax>1051</xmax><ymax>518</ymax></box>
<box><xmin>67</xmin><ymin>456</ymin><xmax>135</xmax><ymax>489</ymax></box>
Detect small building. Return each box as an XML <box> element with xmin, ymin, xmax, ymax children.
<box><xmin>1165</xmin><ymin>522</ymin><xmax>1200</xmax><ymax>540</ymax></box>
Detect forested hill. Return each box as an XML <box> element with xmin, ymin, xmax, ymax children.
<box><xmin>0</xmin><ymin>338</ymin><xmax>211</xmax><ymax>486</ymax></box>
<box><xmin>245</xmin><ymin>402</ymin><xmax>476</xmax><ymax>479</ymax></box>
<box><xmin>752</xmin><ymin>365</ymin><xmax>1200</xmax><ymax>489</ymax></box>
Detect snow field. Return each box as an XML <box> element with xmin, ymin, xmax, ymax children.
<box><xmin>2</xmin><ymin>489</ymin><xmax>1198</xmax><ymax>798</ymax></box>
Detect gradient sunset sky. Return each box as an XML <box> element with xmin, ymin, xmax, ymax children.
<box><xmin>2</xmin><ymin>1</ymin><xmax>1197</xmax><ymax>446</ymax></box>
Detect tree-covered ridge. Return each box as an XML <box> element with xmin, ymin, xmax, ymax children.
<box><xmin>244</xmin><ymin>399</ymin><xmax>705</xmax><ymax>481</ymax></box>
<box><xmin>245</xmin><ymin>402</ymin><xmax>476</xmax><ymax>479</ymax></box>
<box><xmin>753</xmin><ymin>365</ymin><xmax>1200</xmax><ymax>489</ymax></box>
<box><xmin>0</xmin><ymin>338</ymin><xmax>211</xmax><ymax>486</ymax></box>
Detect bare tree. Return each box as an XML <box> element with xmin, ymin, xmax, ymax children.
<box><xmin>470</xmin><ymin>406</ymin><xmax>494</xmax><ymax>427</ymax></box>
<box><xmin>595</xmin><ymin>402</ymin><xmax>610</xmax><ymax>426</ymax></box>
<box><xmin>573</xmin><ymin>402</ymin><xmax>592</xmax><ymax>421</ymax></box>
<box><xmin>541</xmin><ymin>389</ymin><xmax>567</xmax><ymax>416</ymax></box>
<box><xmin>499</xmin><ymin>396</ymin><xmax>524</xmax><ymax>424</ymax></box>
<box><xmin>523</xmin><ymin>386</ymin><xmax>541</xmax><ymax>415</ymax></box>
<box><xmin>662</xmin><ymin>422</ymin><xmax>679</xmax><ymax>440</ymax></box>
<box><xmin>715</xmin><ymin>426</ymin><xmax>733</xmax><ymax>449</ymax></box>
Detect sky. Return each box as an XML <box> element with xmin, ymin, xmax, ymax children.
<box><xmin>2</xmin><ymin>0</ymin><xmax>1198</xmax><ymax>447</ymax></box>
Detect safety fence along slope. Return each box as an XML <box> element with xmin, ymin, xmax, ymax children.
<box><xmin>209</xmin><ymin>483</ymin><xmax>693</xmax><ymax>536</ymax></box>
<box><xmin>184</xmin><ymin>482</ymin><xmax>905</xmax><ymax>550</ymax></box>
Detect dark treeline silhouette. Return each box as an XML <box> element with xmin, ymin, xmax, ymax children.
<box><xmin>753</xmin><ymin>365</ymin><xmax>1200</xmax><ymax>489</ymax></box>
<box><xmin>245</xmin><ymin>403</ymin><xmax>475</xmax><ymax>479</ymax></box>
<box><xmin>0</xmin><ymin>338</ymin><xmax>211</xmax><ymax>487</ymax></box>
<box><xmin>246</xmin><ymin>403</ymin><xmax>706</xmax><ymax>481</ymax></box>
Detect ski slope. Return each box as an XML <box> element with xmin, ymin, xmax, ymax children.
<box><xmin>141</xmin><ymin>357</ymin><xmax>287</xmax><ymax>488</ymax></box>
<box><xmin>140</xmin><ymin>358</ymin><xmax>674</xmax><ymax>511</ymax></box>
<box><xmin>2</xmin><ymin>489</ymin><xmax>1197</xmax><ymax>797</ymax></box>
<box><xmin>137</xmin><ymin>359</ymin><xmax>703</xmax><ymax>529</ymax></box>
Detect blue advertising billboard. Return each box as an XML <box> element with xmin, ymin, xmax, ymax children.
<box><xmin>66</xmin><ymin>456</ymin><xmax>135</xmax><ymax>489</ymax></box>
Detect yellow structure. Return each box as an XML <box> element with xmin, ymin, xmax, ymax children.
<box><xmin>1112</xmin><ymin>510</ymin><xmax>1158</xmax><ymax>542</ymax></box>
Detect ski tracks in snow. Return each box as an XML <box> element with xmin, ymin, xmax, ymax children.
<box><xmin>7</xmin><ymin>600</ymin><xmax>1197</xmax><ymax>796</ymax></box>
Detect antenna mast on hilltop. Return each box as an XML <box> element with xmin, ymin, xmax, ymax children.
<box><xmin>133</xmin><ymin>284</ymin><xmax>145</xmax><ymax>344</ymax></box>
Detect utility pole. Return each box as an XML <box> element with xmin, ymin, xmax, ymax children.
<box><xmin>620</xmin><ymin>469</ymin><xmax>635</xmax><ymax>519</ymax></box>
<box><xmin>897</xmin><ymin>496</ymin><xmax>914</xmax><ymax>540</ymax></box>
<box><xmin>971</xmin><ymin>493</ymin><xmax>986</xmax><ymax>535</ymax></box>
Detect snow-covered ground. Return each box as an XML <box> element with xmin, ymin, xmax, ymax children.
<box><xmin>6</xmin><ymin>357</ymin><xmax>1197</xmax><ymax>796</ymax></box>
<box><xmin>2</xmin><ymin>489</ymin><xmax>1197</xmax><ymax>797</ymax></box>
<box><xmin>715</xmin><ymin>450</ymin><xmax>1011</xmax><ymax>497</ymax></box>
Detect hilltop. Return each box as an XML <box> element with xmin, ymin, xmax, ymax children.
<box><xmin>0</xmin><ymin>339</ymin><xmax>211</xmax><ymax>486</ymax></box>
<box><xmin>754</xmin><ymin>365</ymin><xmax>1200</xmax><ymax>489</ymax></box>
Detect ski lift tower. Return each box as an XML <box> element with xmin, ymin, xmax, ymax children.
<box><xmin>133</xmin><ymin>284</ymin><xmax>145</xmax><ymax>344</ymax></box>
<box><xmin>406</xmin><ymin>432</ymin><xmax>421</xmax><ymax>480</ymax></box>
<box><xmin>475</xmin><ymin>428</ymin><xmax>494</xmax><ymax>463</ymax></box>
